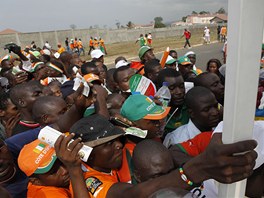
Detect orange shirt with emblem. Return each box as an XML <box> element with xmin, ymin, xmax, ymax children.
<box><xmin>70</xmin><ymin>164</ymin><xmax>119</xmax><ymax>198</ymax></box>
<box><xmin>27</xmin><ymin>182</ymin><xmax>71</xmax><ymax>198</ymax></box>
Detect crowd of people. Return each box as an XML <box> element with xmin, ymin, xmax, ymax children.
<box><xmin>181</xmin><ymin>25</ymin><xmax>227</xmax><ymax>49</ymax></box>
<box><xmin>31</xmin><ymin>36</ymin><xmax>107</xmax><ymax>58</ymax></box>
<box><xmin>0</xmin><ymin>37</ymin><xmax>263</xmax><ymax>198</ymax></box>
<box><xmin>135</xmin><ymin>33</ymin><xmax>152</xmax><ymax>47</ymax></box>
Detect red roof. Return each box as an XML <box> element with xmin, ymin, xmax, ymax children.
<box><xmin>210</xmin><ymin>14</ymin><xmax>228</xmax><ymax>21</ymax></box>
<box><xmin>0</xmin><ymin>28</ymin><xmax>19</xmax><ymax>35</ymax></box>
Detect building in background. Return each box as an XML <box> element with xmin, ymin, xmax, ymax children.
<box><xmin>210</xmin><ymin>14</ymin><xmax>228</xmax><ymax>25</ymax></box>
<box><xmin>186</xmin><ymin>14</ymin><xmax>228</xmax><ymax>25</ymax></box>
<box><xmin>0</xmin><ymin>28</ymin><xmax>19</xmax><ymax>35</ymax></box>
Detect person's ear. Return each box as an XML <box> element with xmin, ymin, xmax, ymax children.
<box><xmin>188</xmin><ymin>109</ymin><xmax>195</xmax><ymax>119</ymax></box>
<box><xmin>41</xmin><ymin>114</ymin><xmax>49</xmax><ymax>124</ymax></box>
<box><xmin>29</xmin><ymin>177</ymin><xmax>43</xmax><ymax>186</ymax></box>
<box><xmin>0</xmin><ymin>109</ymin><xmax>6</xmax><ymax>117</ymax></box>
<box><xmin>18</xmin><ymin>98</ymin><xmax>26</xmax><ymax>108</ymax></box>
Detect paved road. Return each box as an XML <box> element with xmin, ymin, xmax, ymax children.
<box><xmin>176</xmin><ymin>42</ymin><xmax>224</xmax><ymax>71</ymax></box>
<box><xmin>107</xmin><ymin>42</ymin><xmax>224</xmax><ymax>71</ymax></box>
<box><xmin>155</xmin><ymin>42</ymin><xmax>224</xmax><ymax>71</ymax></box>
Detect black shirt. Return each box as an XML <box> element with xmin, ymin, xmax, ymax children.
<box><xmin>65</xmin><ymin>39</ymin><xmax>69</xmax><ymax>46</ymax></box>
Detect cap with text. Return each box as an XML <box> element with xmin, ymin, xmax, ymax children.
<box><xmin>121</xmin><ymin>94</ymin><xmax>170</xmax><ymax>121</ymax></box>
<box><xmin>18</xmin><ymin>139</ymin><xmax>57</xmax><ymax>176</ymax></box>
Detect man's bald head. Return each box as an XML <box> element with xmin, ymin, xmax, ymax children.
<box><xmin>32</xmin><ymin>96</ymin><xmax>67</xmax><ymax>125</ymax></box>
<box><xmin>133</xmin><ymin>140</ymin><xmax>174</xmax><ymax>183</ymax></box>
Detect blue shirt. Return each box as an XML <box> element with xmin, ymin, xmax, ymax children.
<box><xmin>4</xmin><ymin>127</ymin><xmax>41</xmax><ymax>198</ymax></box>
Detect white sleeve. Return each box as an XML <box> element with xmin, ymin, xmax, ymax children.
<box><xmin>212</xmin><ymin>121</ymin><xmax>223</xmax><ymax>134</ymax></box>
<box><xmin>213</xmin><ymin>121</ymin><xmax>264</xmax><ymax>170</ymax></box>
<box><xmin>21</xmin><ymin>60</ymin><xmax>32</xmax><ymax>72</ymax></box>
<box><xmin>163</xmin><ymin>133</ymin><xmax>175</xmax><ymax>148</ymax></box>
<box><xmin>252</xmin><ymin>121</ymin><xmax>264</xmax><ymax>169</ymax></box>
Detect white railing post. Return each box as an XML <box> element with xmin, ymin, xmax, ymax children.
<box><xmin>219</xmin><ymin>0</ymin><xmax>264</xmax><ymax>197</ymax></box>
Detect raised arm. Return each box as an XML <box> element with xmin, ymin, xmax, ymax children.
<box><xmin>107</xmin><ymin>133</ymin><xmax>257</xmax><ymax>198</ymax></box>
<box><xmin>54</xmin><ymin>134</ymin><xmax>91</xmax><ymax>198</ymax></box>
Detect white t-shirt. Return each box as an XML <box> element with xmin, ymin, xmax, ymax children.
<box><xmin>204</xmin><ymin>29</ymin><xmax>210</xmax><ymax>37</ymax></box>
<box><xmin>213</xmin><ymin>121</ymin><xmax>264</xmax><ymax>170</ymax></box>
<box><xmin>147</xmin><ymin>34</ymin><xmax>152</xmax><ymax>39</ymax></box>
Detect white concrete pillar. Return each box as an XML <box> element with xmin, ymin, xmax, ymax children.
<box><xmin>71</xmin><ymin>29</ymin><xmax>75</xmax><ymax>39</ymax></box>
<box><xmin>219</xmin><ymin>0</ymin><xmax>264</xmax><ymax>197</ymax></box>
<box><xmin>39</xmin><ymin>32</ymin><xmax>44</xmax><ymax>47</ymax></box>
<box><xmin>15</xmin><ymin>33</ymin><xmax>21</xmax><ymax>46</ymax></box>
<box><xmin>54</xmin><ymin>31</ymin><xmax>59</xmax><ymax>45</ymax></box>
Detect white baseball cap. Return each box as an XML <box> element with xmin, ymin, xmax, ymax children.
<box><xmin>115</xmin><ymin>60</ymin><xmax>129</xmax><ymax>68</ymax></box>
<box><xmin>42</xmin><ymin>49</ymin><xmax>51</xmax><ymax>56</ymax></box>
<box><xmin>91</xmin><ymin>49</ymin><xmax>104</xmax><ymax>59</ymax></box>
<box><xmin>165</xmin><ymin>55</ymin><xmax>176</xmax><ymax>65</ymax></box>
<box><xmin>184</xmin><ymin>51</ymin><xmax>195</xmax><ymax>57</ymax></box>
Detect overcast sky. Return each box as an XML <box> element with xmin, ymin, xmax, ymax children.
<box><xmin>0</xmin><ymin>0</ymin><xmax>228</xmax><ymax>33</ymax></box>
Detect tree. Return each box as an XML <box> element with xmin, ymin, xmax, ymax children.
<box><xmin>192</xmin><ymin>11</ymin><xmax>197</xmax><ymax>15</ymax></box>
<box><xmin>182</xmin><ymin>16</ymin><xmax>187</xmax><ymax>22</ymax></box>
<box><xmin>70</xmin><ymin>24</ymin><xmax>77</xmax><ymax>30</ymax></box>
<box><xmin>217</xmin><ymin>7</ymin><xmax>226</xmax><ymax>14</ymax></box>
<box><xmin>115</xmin><ymin>21</ymin><xmax>120</xmax><ymax>29</ymax></box>
<box><xmin>154</xmin><ymin>16</ymin><xmax>166</xmax><ymax>28</ymax></box>
<box><xmin>126</xmin><ymin>21</ymin><xmax>134</xmax><ymax>29</ymax></box>
<box><xmin>199</xmin><ymin>11</ymin><xmax>210</xmax><ymax>15</ymax></box>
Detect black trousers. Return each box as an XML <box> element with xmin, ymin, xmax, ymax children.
<box><xmin>184</xmin><ymin>38</ymin><xmax>191</xmax><ymax>48</ymax></box>
<box><xmin>88</xmin><ymin>46</ymin><xmax>94</xmax><ymax>55</ymax></box>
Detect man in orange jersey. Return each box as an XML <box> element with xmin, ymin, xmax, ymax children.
<box><xmin>57</xmin><ymin>43</ymin><xmax>65</xmax><ymax>54</ymax></box>
<box><xmin>73</xmin><ymin>38</ymin><xmax>79</xmax><ymax>54</ymax></box>
<box><xmin>88</xmin><ymin>37</ymin><xmax>94</xmax><ymax>55</ymax></box>
<box><xmin>99</xmin><ymin>37</ymin><xmax>107</xmax><ymax>55</ymax></box>
<box><xmin>18</xmin><ymin>139</ymin><xmax>71</xmax><ymax>198</ymax></box>
<box><xmin>78</xmin><ymin>39</ymin><xmax>85</xmax><ymax>56</ymax></box>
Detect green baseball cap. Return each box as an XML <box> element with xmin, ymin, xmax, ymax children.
<box><xmin>31</xmin><ymin>51</ymin><xmax>41</xmax><ymax>58</ymax></box>
<box><xmin>138</xmin><ymin>46</ymin><xmax>151</xmax><ymax>60</ymax></box>
<box><xmin>120</xmin><ymin>94</ymin><xmax>170</xmax><ymax>121</ymax></box>
<box><xmin>178</xmin><ymin>56</ymin><xmax>192</xmax><ymax>65</ymax></box>
<box><xmin>166</xmin><ymin>55</ymin><xmax>177</xmax><ymax>65</ymax></box>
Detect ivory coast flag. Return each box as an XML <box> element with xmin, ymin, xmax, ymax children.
<box><xmin>33</xmin><ymin>143</ymin><xmax>46</xmax><ymax>154</ymax></box>
<box><xmin>129</xmin><ymin>74</ymin><xmax>156</xmax><ymax>97</ymax></box>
